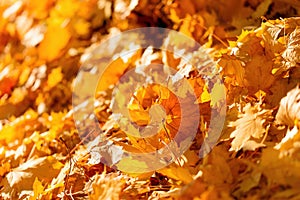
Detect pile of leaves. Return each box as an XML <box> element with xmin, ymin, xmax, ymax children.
<box><xmin>1</xmin><ymin>0</ymin><xmax>300</xmax><ymax>199</ymax></box>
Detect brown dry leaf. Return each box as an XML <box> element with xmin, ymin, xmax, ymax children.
<box><xmin>275</xmin><ymin>85</ymin><xmax>300</xmax><ymax>127</ymax></box>
<box><xmin>229</xmin><ymin>103</ymin><xmax>272</xmax><ymax>151</ymax></box>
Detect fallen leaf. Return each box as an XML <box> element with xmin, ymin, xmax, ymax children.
<box><xmin>275</xmin><ymin>85</ymin><xmax>300</xmax><ymax>127</ymax></box>
<box><xmin>88</xmin><ymin>172</ymin><xmax>126</xmax><ymax>200</ymax></box>
<box><xmin>38</xmin><ymin>24</ymin><xmax>71</xmax><ymax>61</ymax></box>
<box><xmin>158</xmin><ymin>164</ymin><xmax>193</xmax><ymax>184</ymax></box>
<box><xmin>0</xmin><ymin>156</ymin><xmax>63</xmax><ymax>198</ymax></box>
<box><xmin>47</xmin><ymin>67</ymin><xmax>63</xmax><ymax>89</ymax></box>
<box><xmin>229</xmin><ymin>103</ymin><xmax>271</xmax><ymax>151</ymax></box>
<box><xmin>29</xmin><ymin>177</ymin><xmax>44</xmax><ymax>200</ymax></box>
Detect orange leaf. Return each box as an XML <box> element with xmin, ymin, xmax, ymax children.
<box><xmin>38</xmin><ymin>24</ymin><xmax>71</xmax><ymax>61</ymax></box>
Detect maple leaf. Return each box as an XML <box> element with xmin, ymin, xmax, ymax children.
<box><xmin>231</xmin><ymin>32</ymin><xmax>276</xmax><ymax>93</ymax></box>
<box><xmin>0</xmin><ymin>156</ymin><xmax>63</xmax><ymax>198</ymax></box>
<box><xmin>229</xmin><ymin>103</ymin><xmax>272</xmax><ymax>151</ymax></box>
<box><xmin>218</xmin><ymin>55</ymin><xmax>245</xmax><ymax>86</ymax></box>
<box><xmin>260</xmin><ymin>18</ymin><xmax>300</xmax><ymax>75</ymax></box>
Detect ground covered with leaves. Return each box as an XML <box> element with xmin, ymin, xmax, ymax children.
<box><xmin>1</xmin><ymin>0</ymin><xmax>300</xmax><ymax>199</ymax></box>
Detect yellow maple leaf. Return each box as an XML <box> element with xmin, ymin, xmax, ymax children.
<box><xmin>210</xmin><ymin>79</ymin><xmax>226</xmax><ymax>107</ymax></box>
<box><xmin>229</xmin><ymin>103</ymin><xmax>271</xmax><ymax>151</ymax></box>
<box><xmin>0</xmin><ymin>156</ymin><xmax>63</xmax><ymax>196</ymax></box>
<box><xmin>199</xmin><ymin>84</ymin><xmax>211</xmax><ymax>103</ymax></box>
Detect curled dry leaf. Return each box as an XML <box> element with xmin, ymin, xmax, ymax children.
<box><xmin>275</xmin><ymin>85</ymin><xmax>300</xmax><ymax>128</ymax></box>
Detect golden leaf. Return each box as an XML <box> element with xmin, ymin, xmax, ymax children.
<box><xmin>218</xmin><ymin>55</ymin><xmax>245</xmax><ymax>86</ymax></box>
<box><xmin>29</xmin><ymin>178</ymin><xmax>44</xmax><ymax>200</ymax></box>
<box><xmin>0</xmin><ymin>156</ymin><xmax>63</xmax><ymax>197</ymax></box>
<box><xmin>243</xmin><ymin>54</ymin><xmax>275</xmax><ymax>93</ymax></box>
<box><xmin>38</xmin><ymin>24</ymin><xmax>71</xmax><ymax>61</ymax></box>
<box><xmin>229</xmin><ymin>103</ymin><xmax>271</xmax><ymax>151</ymax></box>
<box><xmin>0</xmin><ymin>109</ymin><xmax>38</xmax><ymax>144</ymax></box>
<box><xmin>158</xmin><ymin>164</ymin><xmax>193</xmax><ymax>184</ymax></box>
